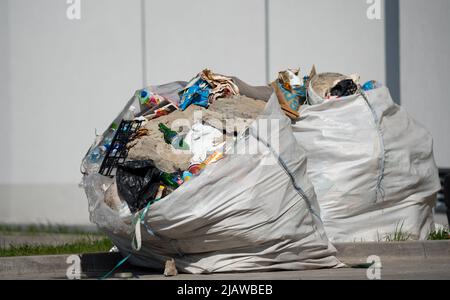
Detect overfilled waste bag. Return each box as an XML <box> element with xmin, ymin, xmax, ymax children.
<box><xmin>81</xmin><ymin>79</ymin><xmax>341</xmax><ymax>274</ymax></box>
<box><xmin>292</xmin><ymin>74</ymin><xmax>441</xmax><ymax>242</ymax></box>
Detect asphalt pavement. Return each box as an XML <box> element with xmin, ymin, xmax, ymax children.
<box><xmin>0</xmin><ymin>241</ymin><xmax>449</xmax><ymax>280</ymax></box>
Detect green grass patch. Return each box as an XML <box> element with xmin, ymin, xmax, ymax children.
<box><xmin>0</xmin><ymin>224</ymin><xmax>101</xmax><ymax>236</ymax></box>
<box><xmin>384</xmin><ymin>222</ymin><xmax>412</xmax><ymax>242</ymax></box>
<box><xmin>428</xmin><ymin>227</ymin><xmax>450</xmax><ymax>240</ymax></box>
<box><xmin>0</xmin><ymin>237</ymin><xmax>113</xmax><ymax>257</ymax></box>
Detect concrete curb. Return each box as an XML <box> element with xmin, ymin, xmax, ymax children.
<box><xmin>335</xmin><ymin>240</ymin><xmax>450</xmax><ymax>260</ymax></box>
<box><xmin>0</xmin><ymin>252</ymin><xmax>152</xmax><ymax>279</ymax></box>
<box><xmin>0</xmin><ymin>241</ymin><xmax>449</xmax><ymax>278</ymax></box>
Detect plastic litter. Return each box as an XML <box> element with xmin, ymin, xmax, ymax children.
<box><xmin>123</xmin><ymin>106</ymin><xmax>137</xmax><ymax>121</ymax></box>
<box><xmin>179</xmin><ymin>78</ymin><xmax>211</xmax><ymax>111</ymax></box>
<box><xmin>270</xmin><ymin>69</ymin><xmax>306</xmax><ymax>120</ymax></box>
<box><xmin>362</xmin><ymin>80</ymin><xmax>383</xmax><ymax>91</ymax></box>
<box><xmin>179</xmin><ymin>69</ymin><xmax>239</xmax><ymax>111</ymax></box>
<box><xmin>158</xmin><ymin>123</ymin><xmax>190</xmax><ymax>151</ymax></box>
<box><xmin>143</xmin><ymin>103</ymin><xmax>178</xmax><ymax>120</ymax></box>
<box><xmin>184</xmin><ymin>123</ymin><xmax>225</xmax><ymax>165</ymax></box>
<box><xmin>182</xmin><ymin>171</ymin><xmax>193</xmax><ymax>182</ymax></box>
<box><xmin>200</xmin><ymin>69</ymin><xmax>240</xmax><ymax>103</ymax></box>
<box><xmin>115</xmin><ymin>160</ymin><xmax>162</xmax><ymax>213</ymax></box>
<box><xmin>327</xmin><ymin>79</ymin><xmax>358</xmax><ymax>98</ymax></box>
<box><xmin>98</xmin><ymin>120</ymin><xmax>144</xmax><ymax>177</ymax></box>
<box><xmin>139</xmin><ymin>89</ymin><xmax>166</xmax><ymax>108</ymax></box>
<box><xmin>270</xmin><ymin>67</ymin><xmax>315</xmax><ymax>120</ymax></box>
<box><xmin>160</xmin><ymin>172</ymin><xmax>181</xmax><ymax>189</ymax></box>
<box><xmin>188</xmin><ymin>164</ymin><xmax>203</xmax><ymax>176</ymax></box>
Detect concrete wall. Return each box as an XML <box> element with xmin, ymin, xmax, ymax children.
<box><xmin>144</xmin><ymin>0</ymin><xmax>267</xmax><ymax>86</ymax></box>
<box><xmin>0</xmin><ymin>0</ymin><xmax>143</xmax><ymax>225</ymax></box>
<box><xmin>269</xmin><ymin>0</ymin><xmax>386</xmax><ymax>85</ymax></box>
<box><xmin>0</xmin><ymin>0</ymin><xmax>447</xmax><ymax>225</ymax></box>
<box><xmin>400</xmin><ymin>0</ymin><xmax>450</xmax><ymax>168</ymax></box>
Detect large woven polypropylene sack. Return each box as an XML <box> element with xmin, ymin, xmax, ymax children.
<box><xmin>82</xmin><ymin>81</ymin><xmax>341</xmax><ymax>274</ymax></box>
<box><xmin>292</xmin><ymin>83</ymin><xmax>441</xmax><ymax>242</ymax></box>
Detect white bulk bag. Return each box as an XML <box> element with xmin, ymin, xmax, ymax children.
<box><xmin>82</xmin><ymin>83</ymin><xmax>341</xmax><ymax>274</ymax></box>
<box><xmin>292</xmin><ymin>85</ymin><xmax>441</xmax><ymax>242</ymax></box>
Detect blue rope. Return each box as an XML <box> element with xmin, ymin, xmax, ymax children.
<box><xmin>100</xmin><ymin>254</ymin><xmax>132</xmax><ymax>280</ymax></box>
<box><xmin>99</xmin><ymin>197</ymin><xmax>162</xmax><ymax>280</ymax></box>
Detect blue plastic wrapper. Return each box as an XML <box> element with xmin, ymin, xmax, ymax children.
<box><xmin>277</xmin><ymin>81</ymin><xmax>308</xmax><ymax>112</ymax></box>
<box><xmin>179</xmin><ymin>79</ymin><xmax>211</xmax><ymax>111</ymax></box>
<box><xmin>362</xmin><ymin>80</ymin><xmax>382</xmax><ymax>91</ymax></box>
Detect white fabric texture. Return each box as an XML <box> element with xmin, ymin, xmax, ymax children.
<box><xmin>82</xmin><ymin>83</ymin><xmax>341</xmax><ymax>274</ymax></box>
<box><xmin>292</xmin><ymin>86</ymin><xmax>441</xmax><ymax>242</ymax></box>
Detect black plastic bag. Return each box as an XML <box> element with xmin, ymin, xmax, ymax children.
<box><xmin>116</xmin><ymin>160</ymin><xmax>161</xmax><ymax>213</ymax></box>
<box><xmin>329</xmin><ymin>79</ymin><xmax>358</xmax><ymax>97</ymax></box>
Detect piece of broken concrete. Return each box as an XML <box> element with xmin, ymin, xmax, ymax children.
<box><xmin>127</xmin><ymin>95</ymin><xmax>266</xmax><ymax>173</ymax></box>
<box><xmin>164</xmin><ymin>258</ymin><xmax>178</xmax><ymax>277</ymax></box>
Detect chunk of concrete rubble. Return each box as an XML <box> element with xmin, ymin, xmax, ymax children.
<box><xmin>164</xmin><ymin>258</ymin><xmax>178</xmax><ymax>277</ymax></box>
<box><xmin>208</xmin><ymin>95</ymin><xmax>267</xmax><ymax>121</ymax></box>
<box><xmin>127</xmin><ymin>95</ymin><xmax>266</xmax><ymax>173</ymax></box>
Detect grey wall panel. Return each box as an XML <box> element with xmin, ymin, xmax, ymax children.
<box><xmin>268</xmin><ymin>0</ymin><xmax>386</xmax><ymax>84</ymax></box>
<box><xmin>1</xmin><ymin>0</ymin><xmax>143</xmax><ymax>225</ymax></box>
<box><xmin>0</xmin><ymin>0</ymin><xmax>12</xmax><ymax>184</ymax></box>
<box><xmin>3</xmin><ymin>0</ymin><xmax>143</xmax><ymax>184</ymax></box>
<box><xmin>0</xmin><ymin>184</ymin><xmax>90</xmax><ymax>225</ymax></box>
<box><xmin>144</xmin><ymin>0</ymin><xmax>267</xmax><ymax>86</ymax></box>
<box><xmin>400</xmin><ymin>0</ymin><xmax>450</xmax><ymax>168</ymax></box>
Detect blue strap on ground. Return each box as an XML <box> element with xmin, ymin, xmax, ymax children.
<box><xmin>100</xmin><ymin>254</ymin><xmax>132</xmax><ymax>280</ymax></box>
<box><xmin>99</xmin><ymin>198</ymin><xmax>162</xmax><ymax>280</ymax></box>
